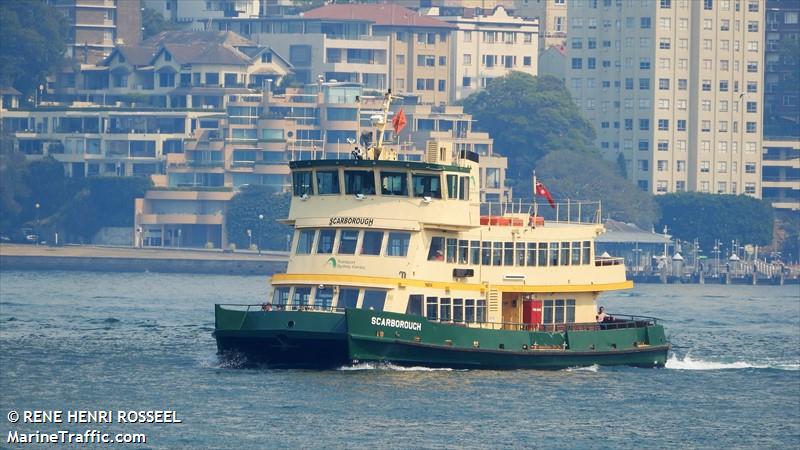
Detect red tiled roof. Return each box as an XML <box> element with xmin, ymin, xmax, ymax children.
<box><xmin>303</xmin><ymin>3</ymin><xmax>456</xmax><ymax>29</ymax></box>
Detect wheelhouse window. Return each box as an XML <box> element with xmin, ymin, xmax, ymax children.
<box><xmin>428</xmin><ymin>236</ymin><xmax>444</xmax><ymax>261</ymax></box>
<box><xmin>360</xmin><ymin>231</ymin><xmax>383</xmax><ymax>255</ymax></box>
<box><xmin>504</xmin><ymin>242</ymin><xmax>514</xmax><ymax>265</ymax></box>
<box><xmin>293</xmin><ymin>171</ymin><xmax>313</xmax><ymax>196</ymax></box>
<box><xmin>338</xmin><ymin>229</ymin><xmax>358</xmax><ymax>254</ymax></box>
<box><xmin>560</xmin><ymin>242</ymin><xmax>570</xmax><ymax>266</ymax></box>
<box><xmin>380</xmin><ymin>171</ymin><xmax>408</xmax><ymax>196</ymax></box>
<box><xmin>459</xmin><ymin>176</ymin><xmax>470</xmax><ymax>200</ymax></box>
<box><xmin>446</xmin><ymin>174</ymin><xmax>458</xmax><ymax>199</ymax></box>
<box><xmin>492</xmin><ymin>242</ymin><xmax>502</xmax><ymax>266</ymax></box>
<box><xmin>316</xmin><ymin>229</ymin><xmax>336</xmax><ymax>254</ymax></box>
<box><xmin>293</xmin><ymin>286</ymin><xmax>311</xmax><ymax>307</ymax></box>
<box><xmin>387</xmin><ymin>232</ymin><xmax>410</xmax><ymax>257</ymax></box>
<box><xmin>362</xmin><ymin>290</ymin><xmax>386</xmax><ymax>311</ymax></box>
<box><xmin>337</xmin><ymin>288</ymin><xmax>359</xmax><ymax>309</ymax></box>
<box><xmin>344</xmin><ymin>170</ymin><xmax>375</xmax><ymax>195</ymax></box>
<box><xmin>550</xmin><ymin>242</ymin><xmax>559</xmax><ymax>265</ymax></box>
<box><xmin>412</xmin><ymin>173</ymin><xmax>442</xmax><ymax>198</ymax></box>
<box><xmin>582</xmin><ymin>241</ymin><xmax>591</xmax><ymax>264</ymax></box>
<box><xmin>538</xmin><ymin>243</ymin><xmax>548</xmax><ymax>266</ymax></box>
<box><xmin>527</xmin><ymin>242</ymin><xmax>537</xmax><ymax>266</ymax></box>
<box><xmin>571</xmin><ymin>241</ymin><xmax>582</xmax><ymax>265</ymax></box>
<box><xmin>316</xmin><ymin>170</ymin><xmax>340</xmax><ymax>194</ymax></box>
<box><xmin>296</xmin><ymin>230</ymin><xmax>315</xmax><ymax>254</ymax></box>
<box><xmin>470</xmin><ymin>241</ymin><xmax>480</xmax><ymax>265</ymax></box>
<box><xmin>516</xmin><ymin>243</ymin><xmax>525</xmax><ymax>266</ymax></box>
<box><xmin>272</xmin><ymin>287</ymin><xmax>290</xmax><ymax>307</ymax></box>
<box><xmin>481</xmin><ymin>241</ymin><xmax>491</xmax><ymax>265</ymax></box>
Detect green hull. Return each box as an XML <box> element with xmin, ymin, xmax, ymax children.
<box><xmin>214</xmin><ymin>306</ymin><xmax>669</xmax><ymax>370</ymax></box>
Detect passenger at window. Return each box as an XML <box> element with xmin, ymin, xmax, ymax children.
<box><xmin>435</xmin><ymin>249</ymin><xmax>444</xmax><ymax>261</ymax></box>
<box><xmin>261</xmin><ymin>302</ymin><xmax>273</xmax><ymax>311</ymax></box>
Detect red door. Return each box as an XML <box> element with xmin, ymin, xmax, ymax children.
<box><xmin>523</xmin><ymin>299</ymin><xmax>543</xmax><ymax>330</ymax></box>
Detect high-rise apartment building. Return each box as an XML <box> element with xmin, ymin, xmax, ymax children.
<box><xmin>764</xmin><ymin>0</ymin><xmax>800</xmax><ymax>138</ymax></box>
<box><xmin>513</xmin><ymin>0</ymin><xmax>567</xmax><ymax>49</ymax></box>
<box><xmin>567</xmin><ymin>0</ymin><xmax>764</xmax><ymax>197</ymax></box>
<box><xmin>50</xmin><ymin>0</ymin><xmax>142</xmax><ymax>63</ymax></box>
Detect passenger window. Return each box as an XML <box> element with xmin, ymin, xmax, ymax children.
<box><xmin>571</xmin><ymin>241</ymin><xmax>581</xmax><ymax>265</ymax></box>
<box><xmin>272</xmin><ymin>287</ymin><xmax>290</xmax><ymax>307</ymax></box>
<box><xmin>337</xmin><ymin>288</ymin><xmax>359</xmax><ymax>309</ymax></box>
<box><xmin>550</xmin><ymin>242</ymin><xmax>559</xmax><ymax>266</ymax></box>
<box><xmin>426</xmin><ymin>296</ymin><xmax>438</xmax><ymax>320</ymax></box>
<box><xmin>458</xmin><ymin>240</ymin><xmax>469</xmax><ymax>264</ymax></box>
<box><xmin>582</xmin><ymin>241</ymin><xmax>591</xmax><ymax>265</ymax></box>
<box><xmin>316</xmin><ymin>287</ymin><xmax>334</xmax><ymax>309</ymax></box>
<box><xmin>492</xmin><ymin>242</ymin><xmax>502</xmax><ymax>266</ymax></box>
<box><xmin>470</xmin><ymin>240</ymin><xmax>480</xmax><ymax>265</ymax></box>
<box><xmin>360</xmin><ymin>231</ymin><xmax>383</xmax><ymax>255</ymax></box>
<box><xmin>387</xmin><ymin>232</ymin><xmax>410</xmax><ymax>257</ymax></box>
<box><xmin>406</xmin><ymin>294</ymin><xmax>423</xmax><ymax>316</ymax></box>
<box><xmin>516</xmin><ymin>243</ymin><xmax>526</xmax><ymax>266</ymax></box>
<box><xmin>292</xmin><ymin>171</ymin><xmax>313</xmax><ymax>196</ymax></box>
<box><xmin>538</xmin><ymin>242</ymin><xmax>548</xmax><ymax>266</ymax></box>
<box><xmin>446</xmin><ymin>174</ymin><xmax>458</xmax><ymax>199</ymax></box>
<box><xmin>316</xmin><ymin>229</ymin><xmax>336</xmax><ymax>254</ymax></box>
<box><xmin>316</xmin><ymin>170</ymin><xmax>340</xmax><ymax>194</ymax></box>
<box><xmin>338</xmin><ymin>229</ymin><xmax>358</xmax><ymax>254</ymax></box>
<box><xmin>527</xmin><ymin>242</ymin><xmax>537</xmax><ymax>266</ymax></box>
<box><xmin>446</xmin><ymin>238</ymin><xmax>457</xmax><ymax>263</ymax></box>
<box><xmin>293</xmin><ymin>286</ymin><xmax>311</xmax><ymax>308</ymax></box>
<box><xmin>296</xmin><ymin>230</ymin><xmax>315</xmax><ymax>254</ymax></box>
<box><xmin>481</xmin><ymin>241</ymin><xmax>491</xmax><ymax>265</ymax></box>
<box><xmin>555</xmin><ymin>299</ymin><xmax>565</xmax><ymax>322</ymax></box>
<box><xmin>380</xmin><ymin>171</ymin><xmax>408</xmax><ymax>196</ymax></box>
<box><xmin>439</xmin><ymin>298</ymin><xmax>452</xmax><ymax>321</ymax></box>
<box><xmin>543</xmin><ymin>300</ymin><xmax>553</xmax><ymax>324</ymax></box>
<box><xmin>504</xmin><ymin>242</ymin><xmax>514</xmax><ymax>265</ymax></box>
<box><xmin>561</xmin><ymin>242</ymin><xmax>570</xmax><ymax>266</ymax></box>
<box><xmin>362</xmin><ymin>290</ymin><xmax>387</xmax><ymax>311</ymax></box>
<box><xmin>476</xmin><ymin>300</ymin><xmax>487</xmax><ymax>323</ymax></box>
<box><xmin>427</xmin><ymin>236</ymin><xmax>445</xmax><ymax>261</ymax></box>
<box><xmin>566</xmin><ymin>299</ymin><xmax>576</xmax><ymax>322</ymax></box>
<box><xmin>453</xmin><ymin>299</ymin><xmax>464</xmax><ymax>322</ymax></box>
<box><xmin>412</xmin><ymin>174</ymin><xmax>442</xmax><ymax>198</ymax></box>
<box><xmin>344</xmin><ymin>170</ymin><xmax>375</xmax><ymax>195</ymax></box>
<box><xmin>465</xmin><ymin>299</ymin><xmax>475</xmax><ymax>322</ymax></box>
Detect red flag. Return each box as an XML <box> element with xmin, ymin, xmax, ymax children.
<box><xmin>392</xmin><ymin>109</ymin><xmax>407</xmax><ymax>134</ymax></box>
<box><xmin>535</xmin><ymin>180</ymin><xmax>556</xmax><ymax>209</ymax></box>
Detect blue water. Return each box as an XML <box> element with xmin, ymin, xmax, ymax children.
<box><xmin>1</xmin><ymin>271</ymin><xmax>798</xmax><ymax>449</ymax></box>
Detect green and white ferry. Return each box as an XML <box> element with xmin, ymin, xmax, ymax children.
<box><xmin>214</xmin><ymin>92</ymin><xmax>669</xmax><ymax>369</ymax></box>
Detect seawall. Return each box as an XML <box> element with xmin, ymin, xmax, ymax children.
<box><xmin>0</xmin><ymin>244</ymin><xmax>288</xmax><ymax>276</ymax></box>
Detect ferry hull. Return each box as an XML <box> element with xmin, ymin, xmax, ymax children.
<box><xmin>214</xmin><ymin>306</ymin><xmax>349</xmax><ymax>368</ymax></box>
<box><xmin>214</xmin><ymin>306</ymin><xmax>669</xmax><ymax>370</ymax></box>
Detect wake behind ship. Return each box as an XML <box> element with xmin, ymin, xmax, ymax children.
<box><xmin>214</xmin><ymin>91</ymin><xmax>669</xmax><ymax>370</ymax></box>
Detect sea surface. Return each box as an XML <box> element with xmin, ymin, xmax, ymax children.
<box><xmin>0</xmin><ymin>271</ymin><xmax>798</xmax><ymax>449</ymax></box>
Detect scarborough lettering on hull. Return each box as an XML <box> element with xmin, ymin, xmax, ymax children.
<box><xmin>329</xmin><ymin>217</ymin><xmax>374</xmax><ymax>227</ymax></box>
<box><xmin>371</xmin><ymin>316</ymin><xmax>422</xmax><ymax>331</ymax></box>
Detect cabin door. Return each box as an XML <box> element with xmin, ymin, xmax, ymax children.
<box><xmin>523</xmin><ymin>298</ymin><xmax>543</xmax><ymax>330</ymax></box>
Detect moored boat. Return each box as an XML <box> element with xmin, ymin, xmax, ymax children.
<box><xmin>214</xmin><ymin>90</ymin><xmax>669</xmax><ymax>369</ymax></box>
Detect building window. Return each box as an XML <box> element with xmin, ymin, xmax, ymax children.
<box><xmin>523</xmin><ymin>56</ymin><xmax>531</xmax><ymax>66</ymax></box>
<box><xmin>746</xmin><ymin>101</ymin><xmax>757</xmax><ymax>113</ymax></box>
<box><xmin>701</xmin><ymin>161</ymin><xmax>710</xmax><ymax>173</ymax></box>
<box><xmin>572</xmin><ymin>58</ymin><xmax>582</xmax><ymax>69</ymax></box>
<box><xmin>641</xmin><ymin>17</ymin><xmax>651</xmax><ymax>29</ymax></box>
<box><xmin>678</xmin><ymin>79</ymin><xmax>688</xmax><ymax>90</ymax></box>
<box><xmin>640</xmin><ymin>78</ymin><xmax>650</xmax><ymax>90</ymax></box>
<box><xmin>638</xmin><ymin>140</ymin><xmax>649</xmax><ymax>151</ymax></box>
<box><xmin>704</xmin><ymin>0</ymin><xmax>713</xmax><ymax>10</ymax></box>
<box><xmin>677</xmin><ymin>161</ymin><xmax>686</xmax><ymax>172</ymax></box>
<box><xmin>639</xmin><ymin>119</ymin><xmax>649</xmax><ymax>131</ymax></box>
<box><xmin>744</xmin><ymin>183</ymin><xmax>756</xmax><ymax>194</ymax></box>
<box><xmin>658</xmin><ymin>119</ymin><xmax>669</xmax><ymax>131</ymax></box>
<box><xmin>658</xmin><ymin>140</ymin><xmax>669</xmax><ymax>151</ymax></box>
<box><xmin>677</xmin><ymin>120</ymin><xmax>686</xmax><ymax>131</ymax></box>
<box><xmin>746</xmin><ymin>122</ymin><xmax>756</xmax><ymax>133</ymax></box>
<box><xmin>659</xmin><ymin>78</ymin><xmax>670</xmax><ymax>90</ymax></box>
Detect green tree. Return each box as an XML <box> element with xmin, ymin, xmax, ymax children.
<box><xmin>460</xmin><ymin>72</ymin><xmax>596</xmax><ymax>196</ymax></box>
<box><xmin>535</xmin><ymin>150</ymin><xmax>659</xmax><ymax>229</ymax></box>
<box><xmin>59</xmin><ymin>177</ymin><xmax>152</xmax><ymax>241</ymax></box>
<box><xmin>656</xmin><ymin>192</ymin><xmax>774</xmax><ymax>252</ymax></box>
<box><xmin>0</xmin><ymin>0</ymin><xmax>67</xmax><ymax>100</ymax></box>
<box><xmin>141</xmin><ymin>7</ymin><xmax>179</xmax><ymax>40</ymax></box>
<box><xmin>0</xmin><ymin>131</ymin><xmax>29</xmax><ymax>232</ymax></box>
<box><xmin>226</xmin><ymin>186</ymin><xmax>292</xmax><ymax>250</ymax></box>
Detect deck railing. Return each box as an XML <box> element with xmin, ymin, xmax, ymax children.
<box><xmin>480</xmin><ymin>200</ymin><xmax>602</xmax><ymax>225</ymax></box>
<box><xmin>218</xmin><ymin>304</ymin><xmax>660</xmax><ymax>332</ymax></box>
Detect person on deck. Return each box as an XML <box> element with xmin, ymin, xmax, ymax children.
<box><xmin>596</xmin><ymin>306</ymin><xmax>607</xmax><ymax>323</ymax></box>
